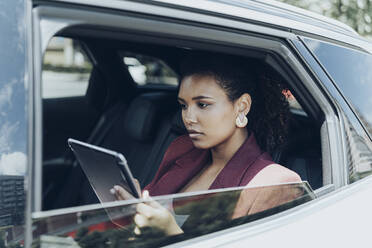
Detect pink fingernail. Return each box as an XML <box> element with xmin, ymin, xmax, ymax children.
<box><xmin>143</xmin><ymin>190</ymin><xmax>149</xmax><ymax>198</ymax></box>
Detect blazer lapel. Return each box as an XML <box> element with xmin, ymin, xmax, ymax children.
<box><xmin>210</xmin><ymin>134</ymin><xmax>262</xmax><ymax>189</ymax></box>
<box><xmin>149</xmin><ymin>148</ymin><xmax>209</xmax><ymax>195</ymax></box>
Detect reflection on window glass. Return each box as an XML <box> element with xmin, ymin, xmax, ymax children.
<box><xmin>29</xmin><ymin>183</ymin><xmax>313</xmax><ymax>247</ymax></box>
<box><xmin>42</xmin><ymin>37</ymin><xmax>92</xmax><ymax>98</ymax></box>
<box><xmin>0</xmin><ymin>0</ymin><xmax>28</xmax><ymax>242</ymax></box>
<box><xmin>122</xmin><ymin>53</ymin><xmax>178</xmax><ymax>86</ymax></box>
<box><xmin>342</xmin><ymin>114</ymin><xmax>372</xmax><ymax>183</ymax></box>
<box><xmin>304</xmin><ymin>38</ymin><xmax>372</xmax><ymax>132</ymax></box>
<box><xmin>303</xmin><ymin>38</ymin><xmax>372</xmax><ymax>181</ymax></box>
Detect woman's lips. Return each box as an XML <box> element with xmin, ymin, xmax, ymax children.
<box><xmin>189</xmin><ymin>133</ymin><xmax>202</xmax><ymax>138</ymax></box>
<box><xmin>187</xmin><ymin>130</ymin><xmax>203</xmax><ymax>138</ymax></box>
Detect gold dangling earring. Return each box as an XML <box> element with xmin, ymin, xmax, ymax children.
<box><xmin>236</xmin><ymin>115</ymin><xmax>242</xmax><ymax>127</ymax></box>
<box><xmin>241</xmin><ymin>114</ymin><xmax>248</xmax><ymax>127</ymax></box>
<box><xmin>236</xmin><ymin>113</ymin><xmax>248</xmax><ymax>128</ymax></box>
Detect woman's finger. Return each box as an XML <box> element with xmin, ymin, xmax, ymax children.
<box><xmin>134</xmin><ymin>213</ymin><xmax>148</xmax><ymax>228</ymax></box>
<box><xmin>142</xmin><ymin>190</ymin><xmax>150</xmax><ymax>199</ymax></box>
<box><xmin>134</xmin><ymin>226</ymin><xmax>141</xmax><ymax>235</ymax></box>
<box><xmin>136</xmin><ymin>203</ymin><xmax>155</xmax><ymax>218</ymax></box>
<box><xmin>112</xmin><ymin>185</ymin><xmax>134</xmax><ymax>200</ymax></box>
<box><xmin>142</xmin><ymin>191</ymin><xmax>162</xmax><ymax>208</ymax></box>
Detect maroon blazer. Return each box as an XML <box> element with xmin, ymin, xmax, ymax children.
<box><xmin>145</xmin><ymin>133</ymin><xmax>275</xmax><ymax>196</ymax></box>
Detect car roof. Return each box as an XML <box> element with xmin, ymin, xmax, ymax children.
<box><xmin>154</xmin><ymin>0</ymin><xmax>356</xmax><ymax>36</ymax></box>
<box><xmin>220</xmin><ymin>0</ymin><xmax>357</xmax><ymax>35</ymax></box>
<box><xmin>153</xmin><ymin>0</ymin><xmax>372</xmax><ymax>51</ymax></box>
<box><xmin>42</xmin><ymin>0</ymin><xmax>372</xmax><ymax>52</ymax></box>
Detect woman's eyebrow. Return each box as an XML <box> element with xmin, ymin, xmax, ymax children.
<box><xmin>178</xmin><ymin>96</ymin><xmax>213</xmax><ymax>102</ymax></box>
<box><xmin>192</xmin><ymin>96</ymin><xmax>213</xmax><ymax>100</ymax></box>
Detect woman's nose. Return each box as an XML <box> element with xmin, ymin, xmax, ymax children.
<box><xmin>183</xmin><ymin>107</ymin><xmax>197</xmax><ymax>125</ymax></box>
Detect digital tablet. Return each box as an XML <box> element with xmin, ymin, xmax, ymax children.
<box><xmin>68</xmin><ymin>138</ymin><xmax>140</xmax><ymax>203</ymax></box>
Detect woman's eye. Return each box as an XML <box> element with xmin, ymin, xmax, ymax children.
<box><xmin>179</xmin><ymin>103</ymin><xmax>187</xmax><ymax>110</ymax></box>
<box><xmin>198</xmin><ymin>102</ymin><xmax>209</xmax><ymax>109</ymax></box>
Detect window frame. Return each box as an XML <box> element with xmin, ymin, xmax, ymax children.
<box><xmin>297</xmin><ymin>36</ymin><xmax>372</xmax><ymax>184</ymax></box>
<box><xmin>289</xmin><ymin>38</ymin><xmax>349</xmax><ymax>190</ymax></box>
<box><xmin>31</xmin><ymin>3</ymin><xmax>342</xmax><ymax>246</ymax></box>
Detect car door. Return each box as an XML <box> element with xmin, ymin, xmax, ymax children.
<box><xmin>23</xmin><ymin>0</ymin><xmax>357</xmax><ymax>247</ymax></box>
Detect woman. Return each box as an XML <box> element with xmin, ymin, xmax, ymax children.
<box><xmin>112</xmin><ymin>53</ymin><xmax>301</xmax><ymax>235</ymax></box>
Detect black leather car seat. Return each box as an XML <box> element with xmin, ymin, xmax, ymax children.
<box><xmin>74</xmin><ymin>92</ymin><xmax>179</xmax><ymax>207</ymax></box>
<box><xmin>47</xmin><ymin>67</ymin><xmax>179</xmax><ymax>208</ymax></box>
<box><xmin>280</xmin><ymin>125</ymin><xmax>322</xmax><ymax>190</ymax></box>
<box><xmin>272</xmin><ymin>117</ymin><xmax>323</xmax><ymax>190</ymax></box>
<box><xmin>138</xmin><ymin>110</ymin><xmax>186</xmax><ymax>186</ymax></box>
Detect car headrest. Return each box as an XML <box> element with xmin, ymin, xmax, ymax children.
<box><xmin>85</xmin><ymin>67</ymin><xmax>107</xmax><ymax>112</ymax></box>
<box><xmin>124</xmin><ymin>93</ymin><xmax>176</xmax><ymax>141</ymax></box>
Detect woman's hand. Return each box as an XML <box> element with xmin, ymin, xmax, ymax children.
<box><xmin>110</xmin><ymin>179</ymin><xmax>141</xmax><ymax>200</ymax></box>
<box><xmin>110</xmin><ymin>183</ymin><xmax>183</xmax><ymax>236</ymax></box>
<box><xmin>134</xmin><ymin>190</ymin><xmax>183</xmax><ymax>236</ymax></box>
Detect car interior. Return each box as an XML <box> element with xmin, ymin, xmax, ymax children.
<box><xmin>41</xmin><ymin>26</ymin><xmax>324</xmax><ymax>211</ymax></box>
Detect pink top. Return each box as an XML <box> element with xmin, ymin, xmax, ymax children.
<box><xmin>145</xmin><ymin>133</ymin><xmax>274</xmax><ymax>196</ymax></box>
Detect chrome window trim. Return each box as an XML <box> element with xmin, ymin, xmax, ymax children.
<box><xmin>320</xmin><ymin>121</ymin><xmax>333</xmax><ymax>186</ymax></box>
<box><xmin>31</xmin><ymin>7</ymin><xmax>43</xmax><ymax>213</ymax></box>
<box><xmin>31</xmin><ymin>182</ymin><xmax>303</xmax><ymax>219</ymax></box>
<box><xmin>339</xmin><ymin>112</ymin><xmax>350</xmax><ymax>185</ymax></box>
<box><xmin>25</xmin><ymin>0</ymin><xmax>35</xmax><ymax>246</ymax></box>
<box><xmin>313</xmin><ymin>184</ymin><xmax>335</xmax><ymax>197</ymax></box>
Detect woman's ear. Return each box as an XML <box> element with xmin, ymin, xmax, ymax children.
<box><xmin>237</xmin><ymin>93</ymin><xmax>252</xmax><ymax>115</ymax></box>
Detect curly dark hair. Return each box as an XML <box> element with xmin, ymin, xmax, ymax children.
<box><xmin>179</xmin><ymin>52</ymin><xmax>290</xmax><ymax>153</ymax></box>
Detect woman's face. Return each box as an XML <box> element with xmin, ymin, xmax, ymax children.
<box><xmin>178</xmin><ymin>74</ymin><xmax>242</xmax><ymax>149</ymax></box>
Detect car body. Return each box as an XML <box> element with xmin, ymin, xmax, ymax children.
<box><xmin>1</xmin><ymin>0</ymin><xmax>372</xmax><ymax>247</ymax></box>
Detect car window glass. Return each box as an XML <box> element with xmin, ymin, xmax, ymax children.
<box><xmin>122</xmin><ymin>52</ymin><xmax>178</xmax><ymax>87</ymax></box>
<box><xmin>303</xmin><ymin>38</ymin><xmax>372</xmax><ymax>181</ymax></box>
<box><xmin>0</xmin><ymin>0</ymin><xmax>28</xmax><ymax>242</ymax></box>
<box><xmin>31</xmin><ymin>183</ymin><xmax>314</xmax><ymax>247</ymax></box>
<box><xmin>42</xmin><ymin>37</ymin><xmax>92</xmax><ymax>99</ymax></box>
<box><xmin>303</xmin><ymin>38</ymin><xmax>372</xmax><ymax>129</ymax></box>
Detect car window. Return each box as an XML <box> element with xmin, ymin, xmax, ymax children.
<box><xmin>35</xmin><ymin>9</ymin><xmax>327</xmax><ymax>247</ymax></box>
<box><xmin>303</xmin><ymin>38</ymin><xmax>372</xmax><ymax>182</ymax></box>
<box><xmin>0</xmin><ymin>0</ymin><xmax>28</xmax><ymax>241</ymax></box>
<box><xmin>122</xmin><ymin>52</ymin><xmax>178</xmax><ymax>87</ymax></box>
<box><xmin>31</xmin><ymin>183</ymin><xmax>314</xmax><ymax>247</ymax></box>
<box><xmin>42</xmin><ymin>37</ymin><xmax>92</xmax><ymax>99</ymax></box>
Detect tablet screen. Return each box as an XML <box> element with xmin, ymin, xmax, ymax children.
<box><xmin>68</xmin><ymin>139</ymin><xmax>139</xmax><ymax>203</ymax></box>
